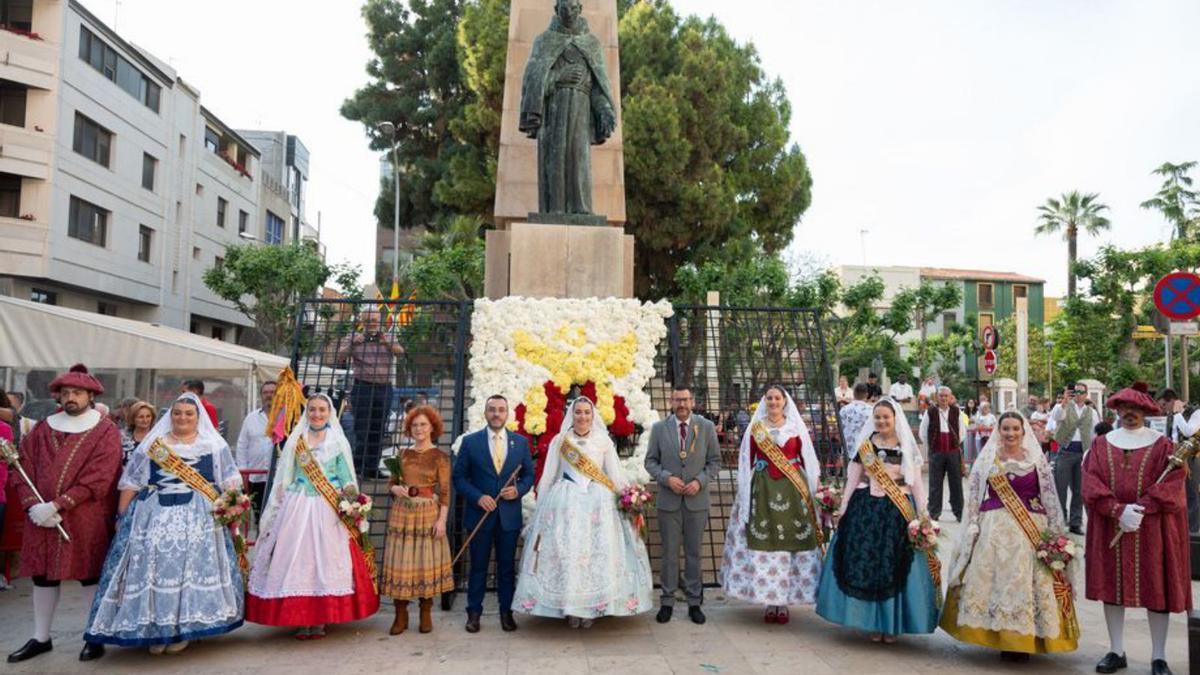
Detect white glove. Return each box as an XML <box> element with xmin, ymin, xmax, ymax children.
<box><xmin>37</xmin><ymin>513</ymin><xmax>63</xmax><ymax>529</ymax></box>
<box><xmin>1118</xmin><ymin>504</ymin><xmax>1145</xmax><ymax>533</ymax></box>
<box><xmin>28</xmin><ymin>502</ymin><xmax>58</xmax><ymax>527</ymax></box>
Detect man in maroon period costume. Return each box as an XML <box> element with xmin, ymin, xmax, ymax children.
<box><xmin>1082</xmin><ymin>383</ymin><xmax>1191</xmax><ymax>675</ymax></box>
<box><xmin>6</xmin><ymin>365</ymin><xmax>122</xmax><ymax>664</ymax></box>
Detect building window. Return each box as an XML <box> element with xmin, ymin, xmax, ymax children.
<box><xmin>216</xmin><ymin>197</ymin><xmax>227</xmax><ymax>228</ymax></box>
<box><xmin>137</xmin><ymin>225</ymin><xmax>152</xmax><ymax>262</ymax></box>
<box><xmin>0</xmin><ymin>79</ymin><xmax>27</xmax><ymax>127</ymax></box>
<box><xmin>97</xmin><ymin>301</ymin><xmax>117</xmax><ymax>316</ymax></box>
<box><xmin>211</xmin><ymin>326</ymin><xmax>225</xmax><ymax>341</ymax></box>
<box><xmin>72</xmin><ymin>112</ymin><xmax>112</xmax><ymax>167</ymax></box>
<box><xmin>193</xmin><ymin>246</ymin><xmax>201</xmax><ymax>260</ymax></box>
<box><xmin>68</xmin><ymin>196</ymin><xmax>108</xmax><ymax>246</ymax></box>
<box><xmin>190</xmin><ymin>318</ymin><xmax>199</xmax><ymax>334</ymax></box>
<box><xmin>204</xmin><ymin>127</ymin><xmax>220</xmax><ymax>153</ymax></box>
<box><xmin>266</xmin><ymin>210</ymin><xmax>284</xmax><ymax>245</ymax></box>
<box><xmin>977</xmin><ymin>282</ymin><xmax>994</xmax><ymax>309</ymax></box>
<box><xmin>238</xmin><ymin>209</ymin><xmax>249</xmax><ymax>234</ymax></box>
<box><xmin>141</xmin><ymin>153</ymin><xmax>157</xmax><ymax>191</ymax></box>
<box><xmin>78</xmin><ymin>27</ymin><xmax>160</xmax><ymax>112</ymax></box>
<box><xmin>1014</xmin><ymin>284</ymin><xmax>1028</xmax><ymax>300</ymax></box>
<box><xmin>30</xmin><ymin>288</ymin><xmax>56</xmax><ymax>305</ymax></box>
<box><xmin>1</xmin><ymin>1</ymin><xmax>34</xmax><ymax>31</ymax></box>
<box><xmin>0</xmin><ymin>173</ymin><xmax>19</xmax><ymax>217</ymax></box>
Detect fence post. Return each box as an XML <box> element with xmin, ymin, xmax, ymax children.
<box><xmin>668</xmin><ymin>313</ymin><xmax>681</xmax><ymax>387</ymax></box>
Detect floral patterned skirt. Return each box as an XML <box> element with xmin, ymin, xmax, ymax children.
<box><xmin>512</xmin><ymin>477</ymin><xmax>653</xmax><ymax>619</ymax></box>
<box><xmin>720</xmin><ymin>497</ymin><xmax>822</xmax><ymax>607</ymax></box>
<box><xmin>381</xmin><ymin>496</ymin><xmax>454</xmax><ymax>600</ymax></box>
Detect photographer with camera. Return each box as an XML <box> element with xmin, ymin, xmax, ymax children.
<box><xmin>338</xmin><ymin>308</ymin><xmax>404</xmax><ymax>479</ymax></box>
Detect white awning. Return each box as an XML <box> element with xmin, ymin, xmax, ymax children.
<box><xmin>0</xmin><ymin>295</ymin><xmax>289</xmax><ymax>381</ymax></box>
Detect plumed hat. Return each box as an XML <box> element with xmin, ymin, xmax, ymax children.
<box><xmin>49</xmin><ymin>363</ymin><xmax>105</xmax><ymax>395</ymax></box>
<box><xmin>1105</xmin><ymin>382</ymin><xmax>1160</xmax><ymax>415</ymax></box>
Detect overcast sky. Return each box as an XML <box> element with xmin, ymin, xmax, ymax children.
<box><xmin>96</xmin><ymin>0</ymin><xmax>1199</xmax><ymax>297</ymax></box>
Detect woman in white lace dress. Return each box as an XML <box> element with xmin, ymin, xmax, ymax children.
<box><xmin>512</xmin><ymin>397</ymin><xmax>653</xmax><ymax>627</ymax></box>
<box><xmin>941</xmin><ymin>411</ymin><xmax>1079</xmax><ymax>661</ymax></box>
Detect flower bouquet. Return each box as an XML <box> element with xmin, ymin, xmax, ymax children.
<box><xmin>815</xmin><ymin>480</ymin><xmax>844</xmax><ymax>538</ymax></box>
<box><xmin>338</xmin><ymin>484</ymin><xmax>373</xmax><ymax>535</ymax></box>
<box><xmin>617</xmin><ymin>484</ymin><xmax>654</xmax><ymax>539</ymax></box>
<box><xmin>907</xmin><ymin>514</ymin><xmax>941</xmax><ymax>554</ymax></box>
<box><xmin>1036</xmin><ymin>531</ymin><xmax>1077</xmax><ymax>573</ymax></box>
<box><xmin>212</xmin><ymin>487</ymin><xmax>253</xmax><ymax>579</ymax></box>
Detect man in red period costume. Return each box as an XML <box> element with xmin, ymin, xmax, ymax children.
<box><xmin>6</xmin><ymin>365</ymin><xmax>122</xmax><ymax>664</ymax></box>
<box><xmin>1083</xmin><ymin>383</ymin><xmax>1191</xmax><ymax>675</ymax></box>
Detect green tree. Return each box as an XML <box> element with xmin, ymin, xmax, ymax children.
<box><xmin>203</xmin><ymin>244</ymin><xmax>360</xmax><ymax>354</ymax></box>
<box><xmin>1140</xmin><ymin>161</ymin><xmax>1199</xmax><ymax>241</ymax></box>
<box><xmin>992</xmin><ymin>318</ymin><xmax>1052</xmax><ymax>393</ymax></box>
<box><xmin>878</xmin><ymin>281</ymin><xmax>963</xmax><ymax>378</ymax></box>
<box><xmin>1034</xmin><ymin>191</ymin><xmax>1111</xmax><ymax>299</ymax></box>
<box><xmin>620</xmin><ymin>0</ymin><xmax>813</xmax><ymax>298</ymax></box>
<box><xmin>341</xmin><ymin>0</ymin><xmax>466</xmax><ymax>234</ymax></box>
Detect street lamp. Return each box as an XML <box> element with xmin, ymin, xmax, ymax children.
<box><xmin>376</xmin><ymin>121</ymin><xmax>401</xmax><ymax>287</ymax></box>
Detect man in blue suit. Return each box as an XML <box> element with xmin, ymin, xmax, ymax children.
<box><xmin>452</xmin><ymin>394</ymin><xmax>535</xmax><ymax>633</ymax></box>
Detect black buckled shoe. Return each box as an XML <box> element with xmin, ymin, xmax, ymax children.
<box><xmin>688</xmin><ymin>606</ymin><xmax>706</xmax><ymax>625</ymax></box>
<box><xmin>655</xmin><ymin>606</ymin><xmax>672</xmax><ymax>623</ymax></box>
<box><xmin>7</xmin><ymin>639</ymin><xmax>52</xmax><ymax>663</ymax></box>
<box><xmin>1151</xmin><ymin>659</ymin><xmax>1173</xmax><ymax>675</ymax></box>
<box><xmin>79</xmin><ymin>642</ymin><xmax>105</xmax><ymax>662</ymax></box>
<box><xmin>500</xmin><ymin>612</ymin><xmax>518</xmax><ymax>632</ymax></box>
<box><xmin>465</xmin><ymin>611</ymin><xmax>481</xmax><ymax>634</ymax></box>
<box><xmin>1095</xmin><ymin>652</ymin><xmax>1127</xmax><ymax>673</ymax></box>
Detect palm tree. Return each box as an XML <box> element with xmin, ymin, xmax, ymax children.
<box><xmin>1140</xmin><ymin>161</ymin><xmax>1198</xmax><ymax>240</ymax></box>
<box><xmin>1035</xmin><ymin>191</ymin><xmax>1111</xmax><ymax>299</ymax></box>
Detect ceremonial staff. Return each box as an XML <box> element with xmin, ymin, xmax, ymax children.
<box><xmin>1109</xmin><ymin>434</ymin><xmax>1200</xmax><ymax>548</ymax></box>
<box><xmin>0</xmin><ymin>437</ymin><xmax>71</xmax><ymax>541</ymax></box>
<box><xmin>451</xmin><ymin>465</ymin><xmax>522</xmax><ymax>566</ymax></box>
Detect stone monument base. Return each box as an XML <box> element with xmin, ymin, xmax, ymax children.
<box><xmin>484</xmin><ymin>221</ymin><xmax>634</xmax><ymax>299</ymax></box>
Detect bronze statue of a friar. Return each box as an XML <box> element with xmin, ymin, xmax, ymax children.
<box><xmin>519</xmin><ymin>0</ymin><xmax>617</xmax><ymax>218</ymax></box>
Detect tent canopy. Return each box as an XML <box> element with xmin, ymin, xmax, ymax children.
<box><xmin>0</xmin><ymin>295</ymin><xmax>289</xmax><ymax>382</ymax></box>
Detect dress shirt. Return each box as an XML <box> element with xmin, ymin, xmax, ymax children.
<box><xmin>888</xmin><ymin>383</ymin><xmax>914</xmax><ymax>401</ymax></box>
<box><xmin>235</xmin><ymin>409</ymin><xmax>274</xmax><ymax>483</ymax></box>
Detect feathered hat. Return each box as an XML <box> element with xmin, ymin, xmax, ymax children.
<box><xmin>48</xmin><ymin>363</ymin><xmax>105</xmax><ymax>395</ymax></box>
<box><xmin>1105</xmin><ymin>382</ymin><xmax>1160</xmax><ymax>416</ymax></box>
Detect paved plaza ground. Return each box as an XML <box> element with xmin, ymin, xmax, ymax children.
<box><xmin>0</xmin><ymin>516</ymin><xmax>1193</xmax><ymax>675</ymax></box>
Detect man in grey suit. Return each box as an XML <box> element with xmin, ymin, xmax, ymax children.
<box><xmin>645</xmin><ymin>386</ymin><xmax>722</xmax><ymax>624</ymax></box>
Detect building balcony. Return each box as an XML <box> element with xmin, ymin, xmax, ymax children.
<box><xmin>0</xmin><ymin>27</ymin><xmax>57</xmax><ymax>90</ymax></box>
<box><xmin>0</xmin><ymin>123</ymin><xmax>50</xmax><ymax>179</ymax></box>
<box><xmin>0</xmin><ymin>212</ymin><xmax>50</xmax><ymax>277</ymax></box>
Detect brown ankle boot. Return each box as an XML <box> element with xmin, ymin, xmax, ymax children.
<box><xmin>390</xmin><ymin>600</ymin><xmax>409</xmax><ymax>635</ymax></box>
<box><xmin>419</xmin><ymin>598</ymin><xmax>433</xmax><ymax>633</ymax></box>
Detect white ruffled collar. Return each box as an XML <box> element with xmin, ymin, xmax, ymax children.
<box><xmin>1106</xmin><ymin>425</ymin><xmax>1162</xmax><ymax>450</ymax></box>
<box><xmin>47</xmin><ymin>409</ymin><xmax>101</xmax><ymax>434</ymax></box>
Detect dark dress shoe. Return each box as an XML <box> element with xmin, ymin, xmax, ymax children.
<box><xmin>1095</xmin><ymin>652</ymin><xmax>1127</xmax><ymax>673</ymax></box>
<box><xmin>655</xmin><ymin>606</ymin><xmax>673</xmax><ymax>623</ymax></box>
<box><xmin>500</xmin><ymin>612</ymin><xmax>518</xmax><ymax>632</ymax></box>
<box><xmin>999</xmin><ymin>651</ymin><xmax>1029</xmax><ymax>662</ymax></box>
<box><xmin>7</xmin><ymin>639</ymin><xmax>52</xmax><ymax>663</ymax></box>
<box><xmin>465</xmin><ymin>611</ymin><xmax>481</xmax><ymax>633</ymax></box>
<box><xmin>688</xmin><ymin>606</ymin><xmax>706</xmax><ymax>625</ymax></box>
<box><xmin>1070</xmin><ymin>526</ymin><xmax>1085</xmax><ymax>536</ymax></box>
<box><xmin>1151</xmin><ymin>659</ymin><xmax>1173</xmax><ymax>675</ymax></box>
<box><xmin>79</xmin><ymin>642</ymin><xmax>105</xmax><ymax>662</ymax></box>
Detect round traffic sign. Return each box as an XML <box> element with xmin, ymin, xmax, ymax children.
<box><xmin>983</xmin><ymin>349</ymin><xmax>998</xmax><ymax>375</ymax></box>
<box><xmin>981</xmin><ymin>325</ymin><xmax>999</xmax><ymax>351</ymax></box>
<box><xmin>1154</xmin><ymin>272</ymin><xmax>1200</xmax><ymax>321</ymax></box>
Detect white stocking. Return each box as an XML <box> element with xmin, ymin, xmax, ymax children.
<box><xmin>1103</xmin><ymin>604</ymin><xmax>1125</xmax><ymax>656</ymax></box>
<box><xmin>32</xmin><ymin>586</ymin><xmax>61</xmax><ymax>642</ymax></box>
<box><xmin>1148</xmin><ymin>611</ymin><xmax>1169</xmax><ymax>661</ymax></box>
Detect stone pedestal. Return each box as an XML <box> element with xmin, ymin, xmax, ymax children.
<box><xmin>485</xmin><ymin>221</ymin><xmax>634</xmax><ymax>299</ymax></box>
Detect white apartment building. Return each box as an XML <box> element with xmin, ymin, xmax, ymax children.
<box><xmin>0</xmin><ymin>0</ymin><xmax>318</xmax><ymax>343</ymax></box>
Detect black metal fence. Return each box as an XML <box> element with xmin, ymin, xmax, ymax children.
<box><xmin>287</xmin><ymin>299</ymin><xmax>841</xmax><ymax>604</ymax></box>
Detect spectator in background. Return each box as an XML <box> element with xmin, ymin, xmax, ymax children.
<box><xmin>181</xmin><ymin>379</ymin><xmax>219</xmax><ymax>428</ymax></box>
<box><xmin>111</xmin><ymin>397</ymin><xmax>138</xmax><ymax>429</ymax></box>
<box><xmin>2</xmin><ymin>390</ymin><xmax>31</xmax><ymax>446</ymax></box>
<box><xmin>865</xmin><ymin>373</ymin><xmax>883</xmax><ymax>402</ymax></box>
<box><xmin>919</xmin><ymin>386</ymin><xmax>965</xmax><ymax>522</ymax></box>
<box><xmin>888</xmin><ymin>373</ymin><xmax>914</xmax><ymax>405</ymax></box>
<box><xmin>1162</xmin><ymin>389</ymin><xmax>1200</xmax><ymax>535</ymax></box>
<box><xmin>834</xmin><ymin>376</ymin><xmax>853</xmax><ymax>408</ymax></box>
<box><xmin>973</xmin><ymin>401</ymin><xmax>997</xmax><ymax>450</ymax></box>
<box><xmin>1023</xmin><ymin>395</ymin><xmax>1040</xmax><ymax>419</ymax></box>
<box><xmin>1093</xmin><ymin>420</ymin><xmax>1113</xmax><ymax>437</ymax></box>
<box><xmin>839</xmin><ymin>383</ymin><xmax>873</xmax><ymax>457</ymax></box>
<box><xmin>338</xmin><ymin>308</ymin><xmax>404</xmax><ymax>479</ymax></box>
<box><xmin>1050</xmin><ymin>384</ymin><xmax>1093</xmax><ymax>536</ymax></box>
<box><xmin>1029</xmin><ymin>400</ymin><xmax>1051</xmax><ymax>455</ymax></box>
<box><xmin>963</xmin><ymin>399</ymin><xmax>978</xmax><ymax>419</ymax></box>
<box><xmin>236</xmin><ymin>381</ymin><xmax>278</xmax><ymax>512</ymax></box>
<box><xmin>121</xmin><ymin>401</ymin><xmax>157</xmax><ymax>467</ymax></box>
<box><xmin>93</xmin><ymin>402</ymin><xmax>110</xmax><ymax>418</ymax></box>
<box><xmin>918</xmin><ymin>376</ymin><xmax>938</xmax><ymax>405</ymax></box>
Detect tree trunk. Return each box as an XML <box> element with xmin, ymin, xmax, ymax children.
<box><xmin>1067</xmin><ymin>225</ymin><xmax>1078</xmax><ymax>299</ymax></box>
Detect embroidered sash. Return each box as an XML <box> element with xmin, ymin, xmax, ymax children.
<box><xmin>147</xmin><ymin>438</ymin><xmax>247</xmax><ymax>576</ymax></box>
<box><xmin>295</xmin><ymin>438</ymin><xmax>378</xmax><ymax>591</ymax></box>
<box><xmin>987</xmin><ymin>469</ymin><xmax>1080</xmax><ymax>640</ymax></box>
<box><xmin>856</xmin><ymin>440</ymin><xmax>941</xmax><ymax>590</ymax></box>
<box><xmin>752</xmin><ymin>421</ymin><xmax>824</xmax><ymax>550</ymax></box>
<box><xmin>559</xmin><ymin>436</ymin><xmax>617</xmax><ymax>494</ymax></box>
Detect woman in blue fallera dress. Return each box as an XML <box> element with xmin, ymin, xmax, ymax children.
<box><xmin>85</xmin><ymin>393</ymin><xmax>244</xmax><ymax>655</ymax></box>
<box><xmin>816</xmin><ymin>397</ymin><xmax>940</xmax><ymax>642</ymax></box>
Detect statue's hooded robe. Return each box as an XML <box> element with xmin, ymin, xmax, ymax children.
<box><xmin>519</xmin><ymin>13</ymin><xmax>617</xmax><ymax>215</ymax></box>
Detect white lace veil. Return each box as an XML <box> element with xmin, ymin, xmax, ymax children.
<box><xmin>850</xmin><ymin>397</ymin><xmax>923</xmax><ymax>491</ymax></box>
<box><xmin>946</xmin><ymin>410</ymin><xmax>1072</xmax><ymax>588</ymax></box>
<box><xmin>258</xmin><ymin>393</ymin><xmax>357</xmax><ymax>534</ymax></box>
<box><xmin>118</xmin><ymin>392</ymin><xmax>238</xmax><ymax>492</ymax></box>
<box><xmin>536</xmin><ymin>396</ymin><xmax>621</xmax><ymax>496</ymax></box>
<box><xmin>735</xmin><ymin>387</ymin><xmax>820</xmax><ymax>525</ymax></box>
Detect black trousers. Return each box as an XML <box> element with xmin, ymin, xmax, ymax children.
<box><xmin>350</xmin><ymin>381</ymin><xmax>393</xmax><ymax>479</ymax></box>
<box><xmin>928</xmin><ymin>450</ymin><xmax>964</xmax><ymax>521</ymax></box>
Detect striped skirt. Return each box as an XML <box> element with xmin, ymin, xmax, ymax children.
<box><xmin>381</xmin><ymin>497</ymin><xmax>454</xmax><ymax>600</ymax></box>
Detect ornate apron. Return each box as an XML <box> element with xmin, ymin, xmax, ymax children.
<box><xmin>856</xmin><ymin>440</ymin><xmax>941</xmax><ymax>591</ymax></box>
<box><xmin>752</xmin><ymin>421</ymin><xmax>824</xmax><ymax>552</ymax></box>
